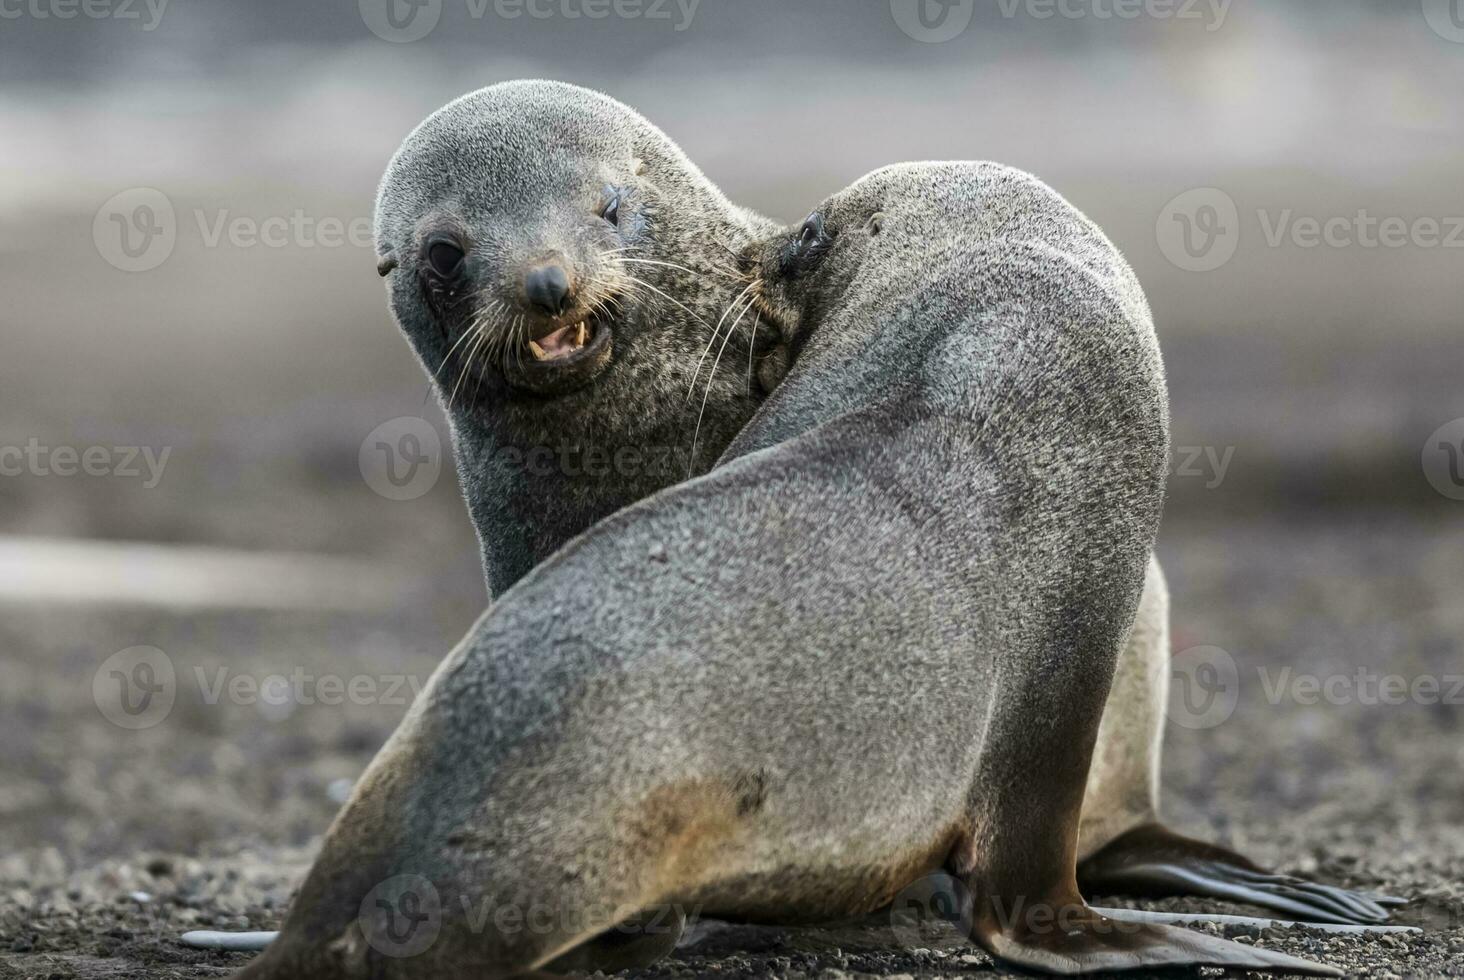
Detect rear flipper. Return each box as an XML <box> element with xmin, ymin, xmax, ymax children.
<box><xmin>1078</xmin><ymin>822</ymin><xmax>1404</xmax><ymax>926</ymax></box>
<box><xmin>962</xmin><ymin>890</ymin><xmax>1341</xmax><ymax>977</ymax></box>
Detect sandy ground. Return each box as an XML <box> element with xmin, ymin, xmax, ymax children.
<box><xmin>2</xmin><ymin>503</ymin><xmax>1462</xmax><ymax>979</ymax></box>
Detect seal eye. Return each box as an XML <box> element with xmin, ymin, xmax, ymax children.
<box><xmin>600</xmin><ymin>188</ymin><xmax>622</xmax><ymax>227</ymax></box>
<box><xmin>427</xmin><ymin>241</ymin><xmax>464</xmax><ymax>278</ymax></box>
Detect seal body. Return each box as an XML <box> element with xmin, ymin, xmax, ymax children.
<box><xmin>235</xmin><ymin>162</ymin><xmax>1339</xmax><ymax>978</ymax></box>
<box><xmin>375</xmin><ymin>81</ymin><xmax>780</xmax><ymax>596</ymax></box>
<box><xmin>738</xmin><ymin>164</ymin><xmax>1395</xmax><ymax>929</ymax></box>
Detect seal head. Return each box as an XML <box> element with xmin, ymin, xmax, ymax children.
<box><xmin>375</xmin><ymin>81</ymin><xmax>780</xmax><ymax>593</ymax></box>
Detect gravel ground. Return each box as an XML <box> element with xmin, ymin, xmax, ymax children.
<box><xmin>2</xmin><ymin>507</ymin><xmax>1462</xmax><ymax>979</ymax></box>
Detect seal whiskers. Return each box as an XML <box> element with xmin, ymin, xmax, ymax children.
<box><xmin>687</xmin><ymin>279</ymin><xmax>759</xmax><ymax>404</ymax></box>
<box><xmin>446</xmin><ymin>324</ymin><xmax>490</xmax><ymax>412</ymax></box>
<box><xmin>689</xmin><ymin>288</ymin><xmax>758</xmax><ymax>471</ymax></box>
<box><xmin>618</xmin><ymin>255</ymin><xmax>743</xmax><ymax>282</ymax></box>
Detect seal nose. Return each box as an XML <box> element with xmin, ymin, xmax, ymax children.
<box><xmin>524</xmin><ymin>262</ymin><xmax>572</xmax><ymax>316</ymax></box>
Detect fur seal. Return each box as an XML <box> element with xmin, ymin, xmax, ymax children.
<box><xmin>728</xmin><ymin>164</ymin><xmax>1396</xmax><ymax>927</ymax></box>
<box><xmin>374</xmin><ymin>80</ymin><xmax>782</xmax><ymax>596</ymax></box>
<box><xmin>232</xmin><ymin>161</ymin><xmax>1339</xmax><ymax>978</ymax></box>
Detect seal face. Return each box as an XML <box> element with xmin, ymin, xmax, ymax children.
<box><xmin>374</xmin><ymin>81</ymin><xmax>782</xmax><ymax>594</ymax></box>
<box><xmin>405</xmin><ymin>184</ymin><xmax>628</xmax><ymax>399</ymax></box>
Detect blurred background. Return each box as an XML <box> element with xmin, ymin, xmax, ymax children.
<box><xmin>3</xmin><ymin>0</ymin><xmax>1463</xmax><ymax>973</ymax></box>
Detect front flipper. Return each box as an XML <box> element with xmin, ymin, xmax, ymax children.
<box><xmin>1078</xmin><ymin>822</ymin><xmax>1403</xmax><ymax>925</ymax></box>
<box><xmin>963</xmin><ymin>895</ymin><xmax>1340</xmax><ymax>976</ymax></box>
<box><xmin>947</xmin><ymin>691</ymin><xmax>1341</xmax><ymax>974</ymax></box>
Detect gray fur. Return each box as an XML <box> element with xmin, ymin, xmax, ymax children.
<box><xmin>375</xmin><ymin>80</ymin><xmax>779</xmax><ymax>595</ymax></box>
<box><xmin>234</xmin><ymin>162</ymin><xmax>1339</xmax><ymax>977</ymax></box>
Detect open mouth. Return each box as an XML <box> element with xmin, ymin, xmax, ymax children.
<box><xmin>503</xmin><ymin>308</ymin><xmax>616</xmax><ymax>395</ymax></box>
<box><xmin>526</xmin><ymin>317</ymin><xmax>603</xmax><ymax>366</ymax></box>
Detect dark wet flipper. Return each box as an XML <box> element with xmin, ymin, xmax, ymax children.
<box><xmin>1079</xmin><ymin>823</ymin><xmax>1400</xmax><ymax>926</ymax></box>
<box><xmin>959</xmin><ymin>889</ymin><xmax>1341</xmax><ymax>976</ymax></box>
<box><xmin>1363</xmin><ymin>892</ymin><xmax>1410</xmax><ymax>906</ymax></box>
<box><xmin>1217</xmin><ymin>865</ymin><xmax>1392</xmax><ymax>922</ymax></box>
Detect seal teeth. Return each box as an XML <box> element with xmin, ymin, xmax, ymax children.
<box><xmin>576</xmin><ymin>322</ymin><xmax>588</xmax><ymax>346</ymax></box>
<box><xmin>528</xmin><ymin>340</ymin><xmax>547</xmax><ymax>360</ymax></box>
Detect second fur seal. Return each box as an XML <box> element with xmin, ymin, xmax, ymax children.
<box><xmin>231</xmin><ymin>162</ymin><xmax>1339</xmax><ymax>977</ymax></box>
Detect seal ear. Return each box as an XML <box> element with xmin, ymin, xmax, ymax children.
<box><xmin>632</xmin><ymin>157</ymin><xmax>648</xmax><ymax>177</ymax></box>
<box><xmin>376</xmin><ymin>252</ymin><xmax>399</xmax><ymax>278</ymax></box>
<box><xmin>865</xmin><ymin>212</ymin><xmax>885</xmax><ymax>236</ymax></box>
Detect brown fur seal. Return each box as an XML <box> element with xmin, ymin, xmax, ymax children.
<box><xmin>732</xmin><ymin>166</ymin><xmax>1397</xmax><ymax>928</ymax></box>
<box><xmin>374</xmin><ymin>80</ymin><xmax>782</xmax><ymax>596</ymax></box>
<box><xmin>231</xmin><ymin>162</ymin><xmax>1339</xmax><ymax>978</ymax></box>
